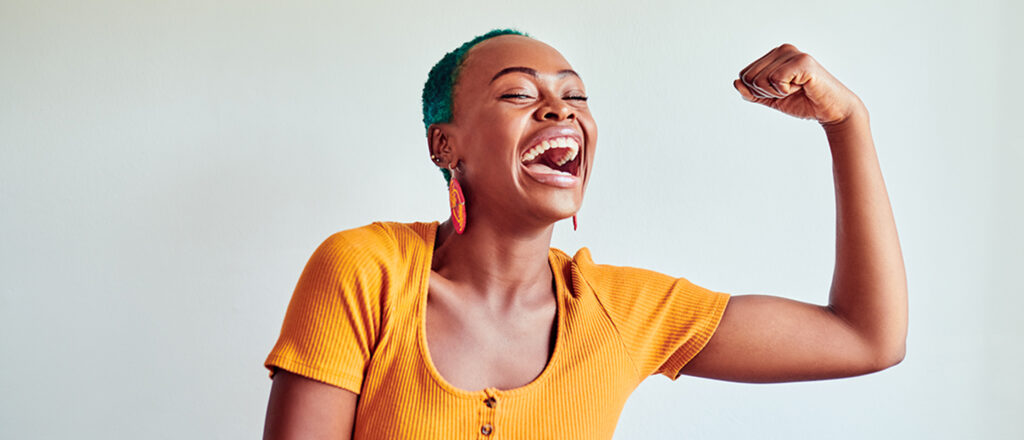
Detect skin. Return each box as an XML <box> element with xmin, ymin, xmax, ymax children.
<box><xmin>422</xmin><ymin>35</ymin><xmax>597</xmax><ymax>393</ymax></box>
<box><xmin>684</xmin><ymin>44</ymin><xmax>907</xmax><ymax>382</ymax></box>
<box><xmin>263</xmin><ymin>38</ymin><xmax>907</xmax><ymax>438</ymax></box>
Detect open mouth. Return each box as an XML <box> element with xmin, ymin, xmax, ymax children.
<box><xmin>520</xmin><ymin>136</ymin><xmax>582</xmax><ymax>179</ymax></box>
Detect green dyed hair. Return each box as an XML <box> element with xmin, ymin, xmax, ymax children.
<box><xmin>422</xmin><ymin>28</ymin><xmax>531</xmax><ymax>184</ymax></box>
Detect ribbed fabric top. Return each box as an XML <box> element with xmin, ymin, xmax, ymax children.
<box><xmin>265</xmin><ymin>221</ymin><xmax>730</xmax><ymax>440</ymax></box>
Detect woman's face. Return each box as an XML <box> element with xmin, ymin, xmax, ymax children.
<box><xmin>433</xmin><ymin>35</ymin><xmax>597</xmax><ymax>231</ymax></box>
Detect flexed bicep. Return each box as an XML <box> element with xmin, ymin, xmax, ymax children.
<box><xmin>680</xmin><ymin>294</ymin><xmax>900</xmax><ymax>383</ymax></box>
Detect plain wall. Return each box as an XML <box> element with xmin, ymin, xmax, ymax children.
<box><xmin>2</xmin><ymin>0</ymin><xmax>1021</xmax><ymax>438</ymax></box>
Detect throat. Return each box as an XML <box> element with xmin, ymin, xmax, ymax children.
<box><xmin>430</xmin><ymin>222</ymin><xmax>556</xmax><ymax>311</ymax></box>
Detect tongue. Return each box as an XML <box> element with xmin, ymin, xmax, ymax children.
<box><xmin>525</xmin><ymin>162</ymin><xmax>572</xmax><ymax>176</ymax></box>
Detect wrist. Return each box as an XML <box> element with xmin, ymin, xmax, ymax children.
<box><xmin>823</xmin><ymin>104</ymin><xmax>874</xmax><ymax>160</ymax></box>
<box><xmin>821</xmin><ymin>102</ymin><xmax>870</xmax><ymax>135</ymax></box>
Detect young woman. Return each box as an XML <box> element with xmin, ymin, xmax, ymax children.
<box><xmin>262</xmin><ymin>29</ymin><xmax>907</xmax><ymax>439</ymax></box>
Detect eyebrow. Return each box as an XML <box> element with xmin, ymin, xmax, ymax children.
<box><xmin>489</xmin><ymin>66</ymin><xmax>581</xmax><ymax>83</ymax></box>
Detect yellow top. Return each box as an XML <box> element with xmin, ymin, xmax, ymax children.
<box><xmin>265</xmin><ymin>221</ymin><xmax>730</xmax><ymax>439</ymax></box>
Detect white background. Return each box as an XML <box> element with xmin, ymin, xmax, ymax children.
<box><xmin>2</xmin><ymin>0</ymin><xmax>1021</xmax><ymax>438</ymax></box>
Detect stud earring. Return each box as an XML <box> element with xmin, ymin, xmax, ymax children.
<box><xmin>448</xmin><ymin>162</ymin><xmax>466</xmax><ymax>234</ymax></box>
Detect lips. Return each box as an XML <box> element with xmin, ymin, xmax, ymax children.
<box><xmin>519</xmin><ymin>126</ymin><xmax>584</xmax><ymax>187</ymax></box>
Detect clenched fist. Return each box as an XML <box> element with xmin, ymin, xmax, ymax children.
<box><xmin>734</xmin><ymin>44</ymin><xmax>866</xmax><ymax>126</ymax></box>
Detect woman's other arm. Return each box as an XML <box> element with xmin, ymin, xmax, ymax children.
<box><xmin>681</xmin><ymin>44</ymin><xmax>907</xmax><ymax>382</ymax></box>
<box><xmin>263</xmin><ymin>370</ymin><xmax>358</xmax><ymax>439</ymax></box>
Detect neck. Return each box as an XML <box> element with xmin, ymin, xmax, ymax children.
<box><xmin>431</xmin><ymin>217</ymin><xmax>554</xmax><ymax>311</ymax></box>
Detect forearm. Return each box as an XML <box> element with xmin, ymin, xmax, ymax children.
<box><xmin>824</xmin><ymin>106</ymin><xmax>908</xmax><ymax>363</ymax></box>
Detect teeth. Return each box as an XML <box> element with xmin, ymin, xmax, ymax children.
<box><xmin>521</xmin><ymin>137</ymin><xmax>580</xmax><ymax>166</ymax></box>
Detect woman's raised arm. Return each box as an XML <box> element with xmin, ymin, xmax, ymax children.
<box><xmin>680</xmin><ymin>44</ymin><xmax>907</xmax><ymax>382</ymax></box>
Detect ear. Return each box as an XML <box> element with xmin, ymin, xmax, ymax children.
<box><xmin>427</xmin><ymin>123</ymin><xmax>457</xmax><ymax>167</ymax></box>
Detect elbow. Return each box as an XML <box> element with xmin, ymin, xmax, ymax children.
<box><xmin>865</xmin><ymin>342</ymin><xmax>906</xmax><ymax>373</ymax></box>
<box><xmin>880</xmin><ymin>345</ymin><xmax>906</xmax><ymax>370</ymax></box>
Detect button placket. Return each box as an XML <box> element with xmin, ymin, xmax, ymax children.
<box><xmin>477</xmin><ymin>389</ymin><xmax>499</xmax><ymax>438</ymax></box>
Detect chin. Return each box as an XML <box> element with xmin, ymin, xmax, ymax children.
<box><xmin>530</xmin><ymin>198</ymin><xmax>581</xmax><ymax>226</ymax></box>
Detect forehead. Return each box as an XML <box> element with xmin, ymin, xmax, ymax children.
<box><xmin>459</xmin><ymin>35</ymin><xmax>576</xmax><ymax>85</ymax></box>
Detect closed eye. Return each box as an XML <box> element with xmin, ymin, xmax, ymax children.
<box><xmin>500</xmin><ymin>93</ymin><xmax>588</xmax><ymax>102</ymax></box>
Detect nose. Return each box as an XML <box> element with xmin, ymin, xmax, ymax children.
<box><xmin>533</xmin><ymin>96</ymin><xmax>575</xmax><ymax>122</ymax></box>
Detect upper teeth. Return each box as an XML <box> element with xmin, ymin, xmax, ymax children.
<box><xmin>521</xmin><ymin>137</ymin><xmax>580</xmax><ymax>166</ymax></box>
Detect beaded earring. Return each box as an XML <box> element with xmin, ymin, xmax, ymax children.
<box><xmin>448</xmin><ymin>162</ymin><xmax>466</xmax><ymax>234</ymax></box>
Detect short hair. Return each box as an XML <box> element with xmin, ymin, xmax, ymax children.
<box><xmin>422</xmin><ymin>28</ymin><xmax>531</xmax><ymax>184</ymax></box>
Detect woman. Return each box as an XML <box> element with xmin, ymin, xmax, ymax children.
<box><xmin>262</xmin><ymin>29</ymin><xmax>907</xmax><ymax>439</ymax></box>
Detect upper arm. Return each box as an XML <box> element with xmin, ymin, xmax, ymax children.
<box><xmin>265</xmin><ymin>224</ymin><xmax>395</xmax><ymax>394</ymax></box>
<box><xmin>263</xmin><ymin>369</ymin><xmax>359</xmax><ymax>440</ymax></box>
<box><xmin>679</xmin><ymin>294</ymin><xmax>901</xmax><ymax>383</ymax></box>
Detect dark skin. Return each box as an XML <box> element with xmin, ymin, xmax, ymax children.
<box><xmin>264</xmin><ymin>36</ymin><xmax>907</xmax><ymax>438</ymax></box>
<box><xmin>423</xmin><ymin>35</ymin><xmax>598</xmax><ymax>392</ymax></box>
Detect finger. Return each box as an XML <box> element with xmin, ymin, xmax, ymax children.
<box><xmin>764</xmin><ymin>53</ymin><xmax>817</xmax><ymax>97</ymax></box>
<box><xmin>733</xmin><ymin>79</ymin><xmax>753</xmax><ymax>100</ymax></box>
<box><xmin>740</xmin><ymin>60</ymin><xmax>777</xmax><ymax>99</ymax></box>
<box><xmin>740</xmin><ymin>44</ymin><xmax>802</xmax><ymax>99</ymax></box>
<box><xmin>733</xmin><ymin>79</ymin><xmax>772</xmax><ymax>105</ymax></box>
<box><xmin>752</xmin><ymin>52</ymin><xmax>803</xmax><ymax>98</ymax></box>
<box><xmin>737</xmin><ymin>46</ymin><xmax>779</xmax><ymax>83</ymax></box>
<box><xmin>739</xmin><ymin>45</ymin><xmax>788</xmax><ymax>98</ymax></box>
<box><xmin>742</xmin><ymin>76</ymin><xmax>773</xmax><ymax>100</ymax></box>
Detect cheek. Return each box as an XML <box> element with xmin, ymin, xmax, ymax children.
<box><xmin>582</xmin><ymin>119</ymin><xmax>598</xmax><ymax>152</ymax></box>
<box><xmin>464</xmin><ymin>133</ymin><xmax>518</xmax><ymax>179</ymax></box>
<box><xmin>459</xmin><ymin>108</ymin><xmax>530</xmax><ymax>174</ymax></box>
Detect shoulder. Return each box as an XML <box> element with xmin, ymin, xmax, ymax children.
<box><xmin>568</xmin><ymin>247</ymin><xmax>680</xmax><ymax>293</ymax></box>
<box><xmin>565</xmin><ymin>247</ymin><xmax>729</xmax><ymax>308</ymax></box>
<box><xmin>321</xmin><ymin>222</ymin><xmax>395</xmax><ymax>251</ymax></box>
<box><xmin>306</xmin><ymin>221</ymin><xmax>434</xmax><ymax>279</ymax></box>
<box><xmin>316</xmin><ymin>221</ymin><xmax>434</xmax><ymax>259</ymax></box>
<box><xmin>311</xmin><ymin>222</ymin><xmax>395</xmax><ymax>271</ymax></box>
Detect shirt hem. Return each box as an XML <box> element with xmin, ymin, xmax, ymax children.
<box><xmin>265</xmin><ymin>354</ymin><xmax>364</xmax><ymax>395</ymax></box>
<box><xmin>661</xmin><ymin>291</ymin><xmax>732</xmax><ymax>380</ymax></box>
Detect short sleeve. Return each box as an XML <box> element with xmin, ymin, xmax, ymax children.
<box><xmin>264</xmin><ymin>223</ymin><xmax>397</xmax><ymax>394</ymax></box>
<box><xmin>573</xmin><ymin>248</ymin><xmax>731</xmax><ymax>381</ymax></box>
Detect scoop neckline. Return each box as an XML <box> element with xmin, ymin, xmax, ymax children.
<box><xmin>415</xmin><ymin>221</ymin><xmax>566</xmax><ymax>399</ymax></box>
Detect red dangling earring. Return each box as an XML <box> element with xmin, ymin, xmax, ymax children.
<box><xmin>448</xmin><ymin>163</ymin><xmax>466</xmax><ymax>234</ymax></box>
<box><xmin>573</xmin><ymin>214</ymin><xmax>577</xmax><ymax>231</ymax></box>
